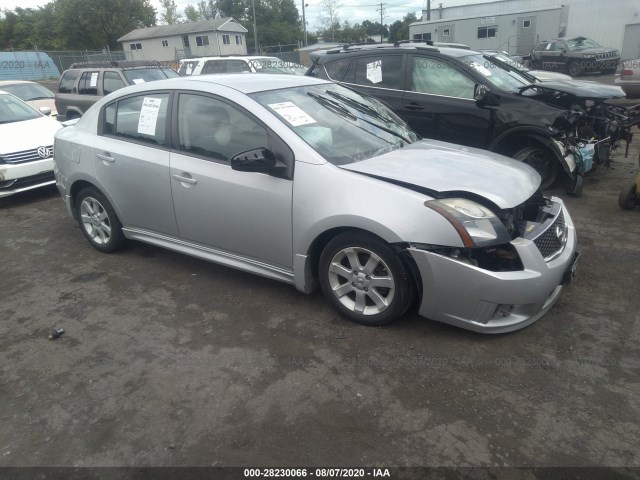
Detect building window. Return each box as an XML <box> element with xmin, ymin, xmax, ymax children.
<box><xmin>235</xmin><ymin>35</ymin><xmax>242</xmax><ymax>45</ymax></box>
<box><xmin>223</xmin><ymin>34</ymin><xmax>230</xmax><ymax>45</ymax></box>
<box><xmin>413</xmin><ymin>33</ymin><xmax>432</xmax><ymax>41</ymax></box>
<box><xmin>523</xmin><ymin>20</ymin><xmax>531</xmax><ymax>28</ymax></box>
<box><xmin>477</xmin><ymin>26</ymin><xmax>497</xmax><ymax>38</ymax></box>
<box><xmin>442</xmin><ymin>28</ymin><xmax>450</xmax><ymax>36</ymax></box>
<box><xmin>195</xmin><ymin>35</ymin><xmax>210</xmax><ymax>47</ymax></box>
<box><xmin>162</xmin><ymin>39</ymin><xmax>169</xmax><ymax>47</ymax></box>
<box><xmin>130</xmin><ymin>43</ymin><xmax>142</xmax><ymax>50</ymax></box>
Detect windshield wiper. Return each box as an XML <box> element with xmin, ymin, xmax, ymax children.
<box><xmin>307</xmin><ymin>92</ymin><xmax>357</xmax><ymax>120</ymax></box>
<box><xmin>25</xmin><ymin>96</ymin><xmax>53</xmax><ymax>100</ymax></box>
<box><xmin>324</xmin><ymin>90</ymin><xmax>414</xmax><ymax>143</ymax></box>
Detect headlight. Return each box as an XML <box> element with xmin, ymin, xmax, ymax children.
<box><xmin>425</xmin><ymin>198</ymin><xmax>511</xmax><ymax>248</ymax></box>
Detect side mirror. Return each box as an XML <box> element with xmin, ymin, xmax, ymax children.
<box><xmin>231</xmin><ymin>148</ymin><xmax>286</xmax><ymax>175</ymax></box>
<box><xmin>559</xmin><ymin>48</ymin><xmax>566</xmax><ymax>55</ymax></box>
<box><xmin>39</xmin><ymin>106</ymin><xmax>52</xmax><ymax>116</ymax></box>
<box><xmin>474</xmin><ymin>84</ymin><xmax>491</xmax><ymax>103</ymax></box>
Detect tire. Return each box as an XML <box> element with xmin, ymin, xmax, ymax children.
<box><xmin>318</xmin><ymin>231</ymin><xmax>413</xmax><ymax>326</ymax></box>
<box><xmin>75</xmin><ymin>187</ymin><xmax>125</xmax><ymax>253</ymax></box>
<box><xmin>513</xmin><ymin>146</ymin><xmax>558</xmax><ymax>190</ymax></box>
<box><xmin>66</xmin><ymin>111</ymin><xmax>81</xmax><ymax>120</ymax></box>
<box><xmin>568</xmin><ymin>60</ymin><xmax>583</xmax><ymax>77</ymax></box>
<box><xmin>618</xmin><ymin>180</ymin><xmax>638</xmax><ymax>210</ymax></box>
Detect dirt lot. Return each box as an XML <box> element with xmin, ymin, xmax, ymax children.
<box><xmin>1</xmin><ymin>80</ymin><xmax>640</xmax><ymax>476</ymax></box>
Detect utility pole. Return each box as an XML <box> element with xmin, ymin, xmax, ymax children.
<box><xmin>302</xmin><ymin>1</ymin><xmax>308</xmax><ymax>47</ymax></box>
<box><xmin>252</xmin><ymin>0</ymin><xmax>258</xmax><ymax>53</ymax></box>
<box><xmin>427</xmin><ymin>0</ymin><xmax>431</xmax><ymax>21</ymax></box>
<box><xmin>376</xmin><ymin>2</ymin><xmax>386</xmax><ymax>41</ymax></box>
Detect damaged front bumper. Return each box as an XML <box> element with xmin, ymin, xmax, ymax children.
<box><xmin>409</xmin><ymin>196</ymin><xmax>578</xmax><ymax>333</ymax></box>
<box><xmin>0</xmin><ymin>158</ymin><xmax>55</xmax><ymax>198</ymax></box>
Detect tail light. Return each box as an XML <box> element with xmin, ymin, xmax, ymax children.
<box><xmin>621</xmin><ymin>69</ymin><xmax>633</xmax><ymax>76</ymax></box>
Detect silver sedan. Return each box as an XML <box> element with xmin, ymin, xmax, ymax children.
<box><xmin>53</xmin><ymin>74</ymin><xmax>579</xmax><ymax>333</ymax></box>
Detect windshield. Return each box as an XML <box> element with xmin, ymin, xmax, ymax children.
<box><xmin>0</xmin><ymin>92</ymin><xmax>41</xmax><ymax>124</ymax></box>
<box><xmin>566</xmin><ymin>37</ymin><xmax>601</xmax><ymax>51</ymax></box>
<box><xmin>0</xmin><ymin>83</ymin><xmax>54</xmax><ymax>101</ymax></box>
<box><xmin>123</xmin><ymin>67</ymin><xmax>179</xmax><ymax>84</ymax></box>
<box><xmin>251</xmin><ymin>83</ymin><xmax>418</xmax><ymax>165</ymax></box>
<box><xmin>463</xmin><ymin>54</ymin><xmax>533</xmax><ymax>92</ymax></box>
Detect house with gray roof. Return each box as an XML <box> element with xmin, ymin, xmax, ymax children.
<box><xmin>118</xmin><ymin>18</ymin><xmax>248</xmax><ymax>63</ymax></box>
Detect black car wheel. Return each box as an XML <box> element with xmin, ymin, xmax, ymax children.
<box><xmin>618</xmin><ymin>180</ymin><xmax>638</xmax><ymax>210</ymax></box>
<box><xmin>568</xmin><ymin>60</ymin><xmax>583</xmax><ymax>77</ymax></box>
<box><xmin>75</xmin><ymin>187</ymin><xmax>125</xmax><ymax>253</ymax></box>
<box><xmin>513</xmin><ymin>146</ymin><xmax>558</xmax><ymax>190</ymax></box>
<box><xmin>319</xmin><ymin>231</ymin><xmax>413</xmax><ymax>326</ymax></box>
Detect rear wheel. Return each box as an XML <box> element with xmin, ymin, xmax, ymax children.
<box><xmin>618</xmin><ymin>180</ymin><xmax>639</xmax><ymax>210</ymax></box>
<box><xmin>318</xmin><ymin>232</ymin><xmax>413</xmax><ymax>326</ymax></box>
<box><xmin>75</xmin><ymin>187</ymin><xmax>125</xmax><ymax>253</ymax></box>
<box><xmin>513</xmin><ymin>146</ymin><xmax>558</xmax><ymax>190</ymax></box>
<box><xmin>568</xmin><ymin>60</ymin><xmax>583</xmax><ymax>77</ymax></box>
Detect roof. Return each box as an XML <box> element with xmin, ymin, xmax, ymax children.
<box><xmin>410</xmin><ymin>5</ymin><xmax>563</xmax><ymax>26</ymax></box>
<box><xmin>118</xmin><ymin>18</ymin><xmax>247</xmax><ymax>42</ymax></box>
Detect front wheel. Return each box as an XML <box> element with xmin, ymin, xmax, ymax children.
<box><xmin>618</xmin><ymin>180</ymin><xmax>639</xmax><ymax>210</ymax></box>
<box><xmin>513</xmin><ymin>146</ymin><xmax>558</xmax><ymax>190</ymax></box>
<box><xmin>568</xmin><ymin>60</ymin><xmax>583</xmax><ymax>77</ymax></box>
<box><xmin>75</xmin><ymin>187</ymin><xmax>125</xmax><ymax>252</ymax></box>
<box><xmin>318</xmin><ymin>232</ymin><xmax>413</xmax><ymax>326</ymax></box>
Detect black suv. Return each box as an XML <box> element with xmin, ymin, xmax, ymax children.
<box><xmin>307</xmin><ymin>43</ymin><xmax>621</xmax><ymax>190</ymax></box>
<box><xmin>55</xmin><ymin>60</ymin><xmax>179</xmax><ymax>120</ymax></box>
<box><xmin>529</xmin><ymin>37</ymin><xmax>620</xmax><ymax>77</ymax></box>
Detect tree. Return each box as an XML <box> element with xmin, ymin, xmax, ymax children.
<box><xmin>159</xmin><ymin>0</ymin><xmax>181</xmax><ymax>24</ymax></box>
<box><xmin>318</xmin><ymin>0</ymin><xmax>340</xmax><ymax>42</ymax></box>
<box><xmin>198</xmin><ymin>0</ymin><xmax>218</xmax><ymax>20</ymax></box>
<box><xmin>388</xmin><ymin>12</ymin><xmax>417</xmax><ymax>43</ymax></box>
<box><xmin>184</xmin><ymin>5</ymin><xmax>200</xmax><ymax>22</ymax></box>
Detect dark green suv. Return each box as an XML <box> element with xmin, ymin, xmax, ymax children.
<box><xmin>55</xmin><ymin>60</ymin><xmax>179</xmax><ymax>120</ymax></box>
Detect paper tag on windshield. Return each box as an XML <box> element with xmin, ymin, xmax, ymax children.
<box><xmin>90</xmin><ymin>72</ymin><xmax>98</xmax><ymax>87</ymax></box>
<box><xmin>132</xmin><ymin>78</ymin><xmax>145</xmax><ymax>84</ymax></box>
<box><xmin>268</xmin><ymin>102</ymin><xmax>316</xmax><ymax>126</ymax></box>
<box><xmin>366</xmin><ymin>60</ymin><xmax>382</xmax><ymax>84</ymax></box>
<box><xmin>138</xmin><ymin>97</ymin><xmax>162</xmax><ymax>135</ymax></box>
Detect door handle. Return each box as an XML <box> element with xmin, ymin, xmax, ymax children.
<box><xmin>172</xmin><ymin>173</ymin><xmax>197</xmax><ymax>185</ymax></box>
<box><xmin>405</xmin><ymin>103</ymin><xmax>425</xmax><ymax>111</ymax></box>
<box><xmin>96</xmin><ymin>152</ymin><xmax>115</xmax><ymax>163</ymax></box>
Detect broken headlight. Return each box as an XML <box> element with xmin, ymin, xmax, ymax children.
<box><xmin>425</xmin><ymin>198</ymin><xmax>511</xmax><ymax>248</ymax></box>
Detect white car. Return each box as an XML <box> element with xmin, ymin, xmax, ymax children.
<box><xmin>0</xmin><ymin>91</ymin><xmax>62</xmax><ymax>198</ymax></box>
<box><xmin>0</xmin><ymin>80</ymin><xmax>58</xmax><ymax>117</ymax></box>
<box><xmin>178</xmin><ymin>56</ymin><xmax>302</xmax><ymax>76</ymax></box>
<box><xmin>615</xmin><ymin>59</ymin><xmax>640</xmax><ymax>98</ymax></box>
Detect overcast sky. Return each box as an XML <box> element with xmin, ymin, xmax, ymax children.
<box><xmin>2</xmin><ymin>0</ymin><xmax>496</xmax><ymax>32</ymax></box>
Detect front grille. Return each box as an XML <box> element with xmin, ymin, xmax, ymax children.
<box><xmin>533</xmin><ymin>210</ymin><xmax>566</xmax><ymax>261</ymax></box>
<box><xmin>596</xmin><ymin>52</ymin><xmax>616</xmax><ymax>60</ymax></box>
<box><xmin>0</xmin><ymin>145</ymin><xmax>53</xmax><ymax>165</ymax></box>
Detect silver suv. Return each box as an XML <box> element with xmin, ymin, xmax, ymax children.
<box><xmin>55</xmin><ymin>60</ymin><xmax>179</xmax><ymax>120</ymax></box>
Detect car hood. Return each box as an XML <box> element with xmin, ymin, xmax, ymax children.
<box><xmin>526</xmin><ymin>79</ymin><xmax>625</xmax><ymax>100</ymax></box>
<box><xmin>530</xmin><ymin>70</ymin><xmax>573</xmax><ymax>82</ymax></box>
<box><xmin>339</xmin><ymin>140</ymin><xmax>540</xmax><ymax>209</ymax></box>
<box><xmin>0</xmin><ymin>116</ymin><xmax>62</xmax><ymax>154</ymax></box>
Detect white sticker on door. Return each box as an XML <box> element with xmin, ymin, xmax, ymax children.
<box><xmin>137</xmin><ymin>97</ymin><xmax>163</xmax><ymax>135</ymax></box>
<box><xmin>268</xmin><ymin>102</ymin><xmax>316</xmax><ymax>126</ymax></box>
<box><xmin>366</xmin><ymin>60</ymin><xmax>382</xmax><ymax>84</ymax></box>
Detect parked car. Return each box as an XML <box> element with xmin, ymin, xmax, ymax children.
<box><xmin>615</xmin><ymin>59</ymin><xmax>640</xmax><ymax>98</ymax></box>
<box><xmin>0</xmin><ymin>80</ymin><xmax>58</xmax><ymax>117</ymax></box>
<box><xmin>529</xmin><ymin>37</ymin><xmax>620</xmax><ymax>77</ymax></box>
<box><xmin>55</xmin><ymin>60</ymin><xmax>179</xmax><ymax>120</ymax></box>
<box><xmin>178</xmin><ymin>56</ymin><xmax>304</xmax><ymax>76</ymax></box>
<box><xmin>307</xmin><ymin>43</ymin><xmax>628</xmax><ymax>191</ymax></box>
<box><xmin>481</xmin><ymin>50</ymin><xmax>573</xmax><ymax>81</ymax></box>
<box><xmin>0</xmin><ymin>91</ymin><xmax>62</xmax><ymax>197</ymax></box>
<box><xmin>53</xmin><ymin>74</ymin><xmax>579</xmax><ymax>333</ymax></box>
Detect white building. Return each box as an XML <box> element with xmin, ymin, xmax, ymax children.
<box><xmin>118</xmin><ymin>18</ymin><xmax>248</xmax><ymax>63</ymax></box>
<box><xmin>410</xmin><ymin>0</ymin><xmax>640</xmax><ymax>59</ymax></box>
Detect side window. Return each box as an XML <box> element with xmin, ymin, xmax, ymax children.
<box><xmin>351</xmin><ymin>55</ymin><xmax>403</xmax><ymax>90</ymax></box>
<box><xmin>312</xmin><ymin>58</ymin><xmax>350</xmax><ymax>81</ymax></box>
<box><xmin>177</xmin><ymin>93</ymin><xmax>268</xmax><ymax>162</ymax></box>
<box><xmin>103</xmin><ymin>72</ymin><xmax>126</xmax><ymax>95</ymax></box>
<box><xmin>202</xmin><ymin>60</ymin><xmax>225</xmax><ymax>74</ymax></box>
<box><xmin>546</xmin><ymin>43</ymin><xmax>556</xmax><ymax>51</ymax></box>
<box><xmin>410</xmin><ymin>57</ymin><xmax>474</xmax><ymax>99</ymax></box>
<box><xmin>178</xmin><ymin>60</ymin><xmax>198</xmax><ymax>76</ymax></box>
<box><xmin>534</xmin><ymin>43</ymin><xmax>548</xmax><ymax>52</ymax></box>
<box><xmin>78</xmin><ymin>71</ymin><xmax>99</xmax><ymax>95</ymax></box>
<box><xmin>107</xmin><ymin>93</ymin><xmax>169</xmax><ymax>145</ymax></box>
<box><xmin>58</xmin><ymin>70</ymin><xmax>79</xmax><ymax>94</ymax></box>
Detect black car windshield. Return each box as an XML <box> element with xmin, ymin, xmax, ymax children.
<box><xmin>251</xmin><ymin>84</ymin><xmax>418</xmax><ymax>165</ymax></box>
<box><xmin>0</xmin><ymin>82</ymin><xmax>54</xmax><ymax>101</ymax></box>
<box><xmin>0</xmin><ymin>92</ymin><xmax>41</xmax><ymax>124</ymax></box>
<box><xmin>463</xmin><ymin>54</ymin><xmax>533</xmax><ymax>92</ymax></box>
<box><xmin>566</xmin><ymin>37</ymin><xmax>601</xmax><ymax>51</ymax></box>
<box><xmin>123</xmin><ymin>67</ymin><xmax>179</xmax><ymax>84</ymax></box>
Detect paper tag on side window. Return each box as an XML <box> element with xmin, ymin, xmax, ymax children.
<box><xmin>138</xmin><ymin>97</ymin><xmax>162</xmax><ymax>135</ymax></box>
<box><xmin>366</xmin><ymin>60</ymin><xmax>382</xmax><ymax>84</ymax></box>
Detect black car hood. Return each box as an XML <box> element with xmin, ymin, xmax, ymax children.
<box><xmin>518</xmin><ymin>80</ymin><xmax>625</xmax><ymax>108</ymax></box>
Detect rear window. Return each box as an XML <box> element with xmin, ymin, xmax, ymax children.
<box><xmin>179</xmin><ymin>61</ymin><xmax>198</xmax><ymax>76</ymax></box>
<box><xmin>122</xmin><ymin>67</ymin><xmax>179</xmax><ymax>85</ymax></box>
<box><xmin>58</xmin><ymin>70</ymin><xmax>79</xmax><ymax>94</ymax></box>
